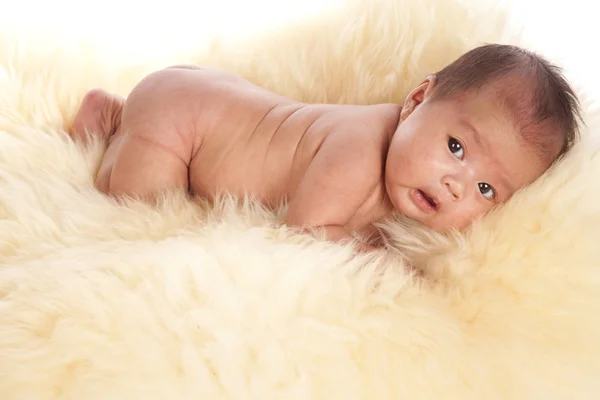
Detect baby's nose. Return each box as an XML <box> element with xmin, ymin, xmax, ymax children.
<box><xmin>442</xmin><ymin>176</ymin><xmax>464</xmax><ymax>201</ymax></box>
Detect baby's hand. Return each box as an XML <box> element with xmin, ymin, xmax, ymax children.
<box><xmin>290</xmin><ymin>224</ymin><xmax>353</xmax><ymax>244</ymax></box>
<box><xmin>317</xmin><ymin>224</ymin><xmax>353</xmax><ymax>242</ymax></box>
<box><xmin>315</xmin><ymin>225</ymin><xmax>383</xmax><ymax>253</ymax></box>
<box><xmin>354</xmin><ymin>242</ymin><xmax>380</xmax><ymax>253</ymax></box>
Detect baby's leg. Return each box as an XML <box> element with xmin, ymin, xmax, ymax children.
<box><xmin>71</xmin><ymin>89</ymin><xmax>126</xmax><ymax>192</ymax></box>
<box><xmin>72</xmin><ymin>85</ymin><xmax>190</xmax><ymax>201</ymax></box>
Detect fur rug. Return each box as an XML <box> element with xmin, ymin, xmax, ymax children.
<box><xmin>1</xmin><ymin>0</ymin><xmax>600</xmax><ymax>398</ymax></box>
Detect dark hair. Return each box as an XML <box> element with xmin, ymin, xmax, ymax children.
<box><xmin>431</xmin><ymin>44</ymin><xmax>582</xmax><ymax>161</ymax></box>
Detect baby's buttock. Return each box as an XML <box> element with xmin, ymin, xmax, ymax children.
<box><xmin>189</xmin><ymin>101</ymin><xmax>330</xmax><ymax>206</ymax></box>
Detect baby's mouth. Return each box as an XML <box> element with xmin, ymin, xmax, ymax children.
<box><xmin>419</xmin><ymin>190</ymin><xmax>438</xmax><ymax>209</ymax></box>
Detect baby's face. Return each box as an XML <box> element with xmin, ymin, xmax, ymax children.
<box><xmin>385</xmin><ymin>77</ymin><xmax>555</xmax><ymax>232</ymax></box>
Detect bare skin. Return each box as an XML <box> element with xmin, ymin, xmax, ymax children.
<box><xmin>71</xmin><ymin>65</ymin><xmax>560</xmax><ymax>246</ymax></box>
<box><xmin>71</xmin><ymin>65</ymin><xmax>400</xmax><ymax>244</ymax></box>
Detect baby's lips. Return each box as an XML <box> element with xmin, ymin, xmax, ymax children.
<box><xmin>421</xmin><ymin>189</ymin><xmax>438</xmax><ymax>209</ymax></box>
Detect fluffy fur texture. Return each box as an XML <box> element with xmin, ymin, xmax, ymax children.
<box><xmin>1</xmin><ymin>0</ymin><xmax>599</xmax><ymax>398</ymax></box>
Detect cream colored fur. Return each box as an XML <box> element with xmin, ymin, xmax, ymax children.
<box><xmin>1</xmin><ymin>0</ymin><xmax>599</xmax><ymax>398</ymax></box>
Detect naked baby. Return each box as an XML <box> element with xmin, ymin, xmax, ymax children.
<box><xmin>70</xmin><ymin>44</ymin><xmax>581</xmax><ymax>245</ymax></box>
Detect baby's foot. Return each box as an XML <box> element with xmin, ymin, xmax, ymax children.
<box><xmin>71</xmin><ymin>89</ymin><xmax>124</xmax><ymax>144</ymax></box>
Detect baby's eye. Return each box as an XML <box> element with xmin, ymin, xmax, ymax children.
<box><xmin>478</xmin><ymin>182</ymin><xmax>496</xmax><ymax>199</ymax></box>
<box><xmin>448</xmin><ymin>137</ymin><xmax>464</xmax><ymax>160</ymax></box>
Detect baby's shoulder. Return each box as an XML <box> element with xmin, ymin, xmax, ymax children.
<box><xmin>328</xmin><ymin>110</ymin><xmax>393</xmax><ymax>158</ymax></box>
<box><xmin>327</xmin><ymin>103</ymin><xmax>399</xmax><ymax>145</ymax></box>
<box><xmin>316</xmin><ymin>124</ymin><xmax>387</xmax><ymax>187</ymax></box>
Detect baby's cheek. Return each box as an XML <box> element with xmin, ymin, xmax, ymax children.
<box><xmin>385</xmin><ymin>150</ymin><xmax>412</xmax><ymax>179</ymax></box>
<box><xmin>385</xmin><ymin>167</ymin><xmax>400</xmax><ymax>182</ymax></box>
<box><xmin>471</xmin><ymin>202</ymin><xmax>494</xmax><ymax>223</ymax></box>
<box><xmin>448</xmin><ymin>202</ymin><xmax>489</xmax><ymax>230</ymax></box>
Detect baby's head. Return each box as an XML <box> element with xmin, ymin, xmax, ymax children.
<box><xmin>385</xmin><ymin>44</ymin><xmax>582</xmax><ymax>232</ymax></box>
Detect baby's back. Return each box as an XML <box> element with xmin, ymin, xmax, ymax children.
<box><xmin>183</xmin><ymin>68</ymin><xmax>329</xmax><ymax>205</ymax></box>
<box><xmin>174</xmin><ymin>67</ymin><xmax>385</xmax><ymax>207</ymax></box>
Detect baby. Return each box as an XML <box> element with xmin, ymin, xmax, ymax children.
<box><xmin>70</xmin><ymin>44</ymin><xmax>581</xmax><ymax>245</ymax></box>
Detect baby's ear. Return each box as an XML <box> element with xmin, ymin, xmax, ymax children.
<box><xmin>400</xmin><ymin>75</ymin><xmax>437</xmax><ymax>120</ymax></box>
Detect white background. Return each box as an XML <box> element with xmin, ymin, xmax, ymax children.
<box><xmin>0</xmin><ymin>0</ymin><xmax>597</xmax><ymax>96</ymax></box>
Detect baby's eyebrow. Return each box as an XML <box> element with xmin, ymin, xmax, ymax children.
<box><xmin>460</xmin><ymin>118</ymin><xmax>484</xmax><ymax>148</ymax></box>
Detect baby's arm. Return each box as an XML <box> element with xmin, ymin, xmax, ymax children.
<box><xmin>285</xmin><ymin>129</ymin><xmax>380</xmax><ymax>243</ymax></box>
